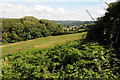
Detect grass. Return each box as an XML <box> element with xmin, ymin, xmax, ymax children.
<box><xmin>2</xmin><ymin>32</ymin><xmax>86</xmax><ymax>55</ymax></box>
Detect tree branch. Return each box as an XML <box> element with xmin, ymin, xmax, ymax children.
<box><xmin>86</xmin><ymin>10</ymin><xmax>95</xmax><ymax>21</ymax></box>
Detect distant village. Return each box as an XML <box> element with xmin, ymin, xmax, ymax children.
<box><xmin>65</xmin><ymin>24</ymin><xmax>87</xmax><ymax>31</ymax></box>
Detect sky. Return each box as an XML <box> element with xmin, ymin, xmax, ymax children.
<box><xmin>0</xmin><ymin>0</ymin><xmax>117</xmax><ymax>21</ymax></box>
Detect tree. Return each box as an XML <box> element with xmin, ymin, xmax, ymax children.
<box><xmin>86</xmin><ymin>1</ymin><xmax>120</xmax><ymax>51</ymax></box>
<box><xmin>2</xmin><ymin>16</ymin><xmax>65</xmax><ymax>43</ymax></box>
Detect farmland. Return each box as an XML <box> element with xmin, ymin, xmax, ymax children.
<box><xmin>1</xmin><ymin>1</ymin><xmax>120</xmax><ymax>79</ymax></box>
<box><xmin>2</xmin><ymin>32</ymin><xmax>86</xmax><ymax>55</ymax></box>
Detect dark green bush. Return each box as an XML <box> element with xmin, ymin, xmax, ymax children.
<box><xmin>86</xmin><ymin>1</ymin><xmax>120</xmax><ymax>52</ymax></box>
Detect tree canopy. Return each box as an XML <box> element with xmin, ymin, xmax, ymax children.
<box><xmin>86</xmin><ymin>1</ymin><xmax>120</xmax><ymax>51</ymax></box>
<box><xmin>2</xmin><ymin>16</ymin><xmax>64</xmax><ymax>43</ymax></box>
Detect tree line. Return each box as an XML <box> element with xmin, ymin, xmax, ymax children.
<box><xmin>2</xmin><ymin>16</ymin><xmax>64</xmax><ymax>43</ymax></box>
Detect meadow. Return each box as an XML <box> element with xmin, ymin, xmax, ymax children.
<box><xmin>2</xmin><ymin>32</ymin><xmax>86</xmax><ymax>55</ymax></box>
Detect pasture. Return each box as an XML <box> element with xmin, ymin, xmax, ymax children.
<box><xmin>2</xmin><ymin>32</ymin><xmax>86</xmax><ymax>55</ymax></box>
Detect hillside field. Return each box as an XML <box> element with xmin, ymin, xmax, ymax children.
<box><xmin>2</xmin><ymin>32</ymin><xmax>86</xmax><ymax>55</ymax></box>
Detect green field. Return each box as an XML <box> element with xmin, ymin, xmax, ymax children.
<box><xmin>2</xmin><ymin>32</ymin><xmax>86</xmax><ymax>55</ymax></box>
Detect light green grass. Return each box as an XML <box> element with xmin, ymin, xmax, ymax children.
<box><xmin>2</xmin><ymin>32</ymin><xmax>86</xmax><ymax>55</ymax></box>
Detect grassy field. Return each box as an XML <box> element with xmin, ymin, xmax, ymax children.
<box><xmin>2</xmin><ymin>32</ymin><xmax>86</xmax><ymax>55</ymax></box>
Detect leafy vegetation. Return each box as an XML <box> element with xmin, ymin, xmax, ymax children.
<box><xmin>86</xmin><ymin>1</ymin><xmax>120</xmax><ymax>78</ymax></box>
<box><xmin>2</xmin><ymin>40</ymin><xmax>120</xmax><ymax>79</ymax></box>
<box><xmin>1</xmin><ymin>1</ymin><xmax>120</xmax><ymax>79</ymax></box>
<box><xmin>2</xmin><ymin>16</ymin><xmax>87</xmax><ymax>43</ymax></box>
<box><xmin>86</xmin><ymin>1</ymin><xmax>120</xmax><ymax>52</ymax></box>
<box><xmin>2</xmin><ymin>16</ymin><xmax>64</xmax><ymax>43</ymax></box>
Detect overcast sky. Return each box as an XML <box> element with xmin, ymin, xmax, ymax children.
<box><xmin>0</xmin><ymin>0</ymin><xmax>117</xmax><ymax>21</ymax></box>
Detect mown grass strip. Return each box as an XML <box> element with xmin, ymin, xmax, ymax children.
<box><xmin>2</xmin><ymin>32</ymin><xmax>86</xmax><ymax>55</ymax></box>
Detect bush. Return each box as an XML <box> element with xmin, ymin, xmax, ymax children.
<box><xmin>86</xmin><ymin>1</ymin><xmax>120</xmax><ymax>52</ymax></box>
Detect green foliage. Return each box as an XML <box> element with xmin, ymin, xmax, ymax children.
<box><xmin>2</xmin><ymin>1</ymin><xmax>120</xmax><ymax>79</ymax></box>
<box><xmin>2</xmin><ymin>16</ymin><xmax>64</xmax><ymax>43</ymax></box>
<box><xmin>2</xmin><ymin>40</ymin><xmax>120</xmax><ymax>79</ymax></box>
<box><xmin>39</xmin><ymin>19</ymin><xmax>64</xmax><ymax>35</ymax></box>
<box><xmin>86</xmin><ymin>1</ymin><xmax>120</xmax><ymax>51</ymax></box>
<box><xmin>85</xmin><ymin>1</ymin><xmax>120</xmax><ymax>79</ymax></box>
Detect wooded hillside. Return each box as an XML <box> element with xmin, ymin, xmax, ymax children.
<box><xmin>2</xmin><ymin>16</ymin><xmax>64</xmax><ymax>43</ymax></box>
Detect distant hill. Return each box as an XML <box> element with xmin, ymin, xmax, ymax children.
<box><xmin>52</xmin><ymin>20</ymin><xmax>93</xmax><ymax>27</ymax></box>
